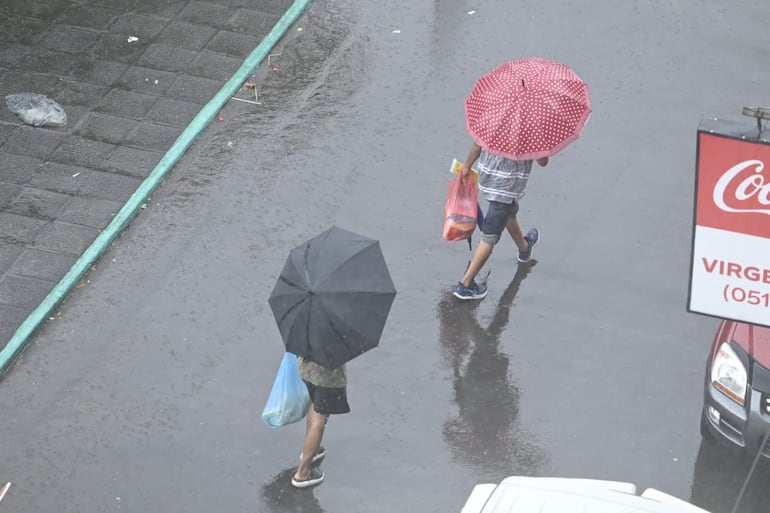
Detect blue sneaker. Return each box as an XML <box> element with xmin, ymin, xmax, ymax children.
<box><xmin>453</xmin><ymin>281</ymin><xmax>488</xmax><ymax>300</ymax></box>
<box><xmin>517</xmin><ymin>228</ymin><xmax>539</xmax><ymax>263</ymax></box>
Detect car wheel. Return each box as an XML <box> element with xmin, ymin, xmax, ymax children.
<box><xmin>700</xmin><ymin>407</ymin><xmax>715</xmax><ymax>441</ymax></box>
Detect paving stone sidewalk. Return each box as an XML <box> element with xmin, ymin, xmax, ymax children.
<box><xmin>0</xmin><ymin>0</ymin><xmax>294</xmax><ymax>350</ymax></box>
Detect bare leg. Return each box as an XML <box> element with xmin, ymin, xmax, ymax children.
<box><xmin>506</xmin><ymin>215</ymin><xmax>528</xmax><ymax>253</ymax></box>
<box><xmin>294</xmin><ymin>406</ymin><xmax>328</xmax><ymax>480</ymax></box>
<box><xmin>460</xmin><ymin>241</ymin><xmax>493</xmax><ymax>287</ymax></box>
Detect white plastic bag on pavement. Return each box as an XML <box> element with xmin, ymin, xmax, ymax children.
<box><xmin>5</xmin><ymin>93</ymin><xmax>67</xmax><ymax>127</ymax></box>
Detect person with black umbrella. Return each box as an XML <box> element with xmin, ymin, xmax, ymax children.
<box><xmin>291</xmin><ymin>357</ymin><xmax>350</xmax><ymax>488</ymax></box>
<box><xmin>268</xmin><ymin>226</ymin><xmax>397</xmax><ymax>489</ymax></box>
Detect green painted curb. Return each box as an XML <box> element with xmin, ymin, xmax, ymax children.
<box><xmin>0</xmin><ymin>0</ymin><xmax>313</xmax><ymax>378</ymax></box>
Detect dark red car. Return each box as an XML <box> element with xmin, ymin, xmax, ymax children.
<box><xmin>701</xmin><ymin>319</ymin><xmax>770</xmax><ymax>458</ymax></box>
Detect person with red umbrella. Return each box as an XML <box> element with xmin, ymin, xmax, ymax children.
<box><xmin>453</xmin><ymin>57</ymin><xmax>591</xmax><ymax>300</ymax></box>
<box><xmin>454</xmin><ymin>145</ymin><xmax>548</xmax><ymax>299</ymax></box>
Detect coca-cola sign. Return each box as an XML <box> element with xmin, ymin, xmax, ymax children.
<box><xmin>713</xmin><ymin>159</ymin><xmax>770</xmax><ymax>215</ymax></box>
<box><xmin>697</xmin><ymin>133</ymin><xmax>770</xmax><ymax>239</ymax></box>
<box><xmin>689</xmin><ymin>127</ymin><xmax>770</xmax><ymax>328</ymax></box>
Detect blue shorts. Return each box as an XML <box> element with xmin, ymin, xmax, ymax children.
<box><xmin>480</xmin><ymin>199</ymin><xmax>519</xmax><ymax>245</ymax></box>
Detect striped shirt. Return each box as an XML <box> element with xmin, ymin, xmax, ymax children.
<box><xmin>477</xmin><ymin>150</ymin><xmax>533</xmax><ymax>204</ymax></box>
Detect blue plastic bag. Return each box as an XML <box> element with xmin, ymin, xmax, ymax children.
<box><xmin>262</xmin><ymin>352</ymin><xmax>311</xmax><ymax>428</ymax></box>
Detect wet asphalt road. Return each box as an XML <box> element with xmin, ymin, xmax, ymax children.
<box><xmin>2</xmin><ymin>1</ymin><xmax>770</xmax><ymax>512</ymax></box>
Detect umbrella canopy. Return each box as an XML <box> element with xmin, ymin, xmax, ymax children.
<box><xmin>268</xmin><ymin>226</ymin><xmax>397</xmax><ymax>369</ymax></box>
<box><xmin>465</xmin><ymin>57</ymin><xmax>592</xmax><ymax>161</ymax></box>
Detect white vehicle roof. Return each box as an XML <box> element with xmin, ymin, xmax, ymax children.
<box><xmin>462</xmin><ymin>477</ymin><xmax>711</xmax><ymax>513</ymax></box>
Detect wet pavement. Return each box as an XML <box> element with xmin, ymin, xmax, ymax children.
<box><xmin>0</xmin><ymin>0</ymin><xmax>297</xmax><ymax>348</ymax></box>
<box><xmin>2</xmin><ymin>1</ymin><xmax>770</xmax><ymax>512</ymax></box>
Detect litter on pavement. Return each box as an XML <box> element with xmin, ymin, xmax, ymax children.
<box><xmin>232</xmin><ymin>82</ymin><xmax>261</xmax><ymax>105</ymax></box>
<box><xmin>5</xmin><ymin>93</ymin><xmax>67</xmax><ymax>127</ymax></box>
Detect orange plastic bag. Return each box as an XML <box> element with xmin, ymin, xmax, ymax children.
<box><xmin>443</xmin><ymin>171</ymin><xmax>478</xmax><ymax>242</ymax></box>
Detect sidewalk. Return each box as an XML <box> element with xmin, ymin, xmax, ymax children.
<box><xmin>0</xmin><ymin>0</ymin><xmax>300</xmax><ymax>366</ymax></box>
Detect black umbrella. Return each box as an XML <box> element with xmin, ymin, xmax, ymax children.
<box><xmin>268</xmin><ymin>226</ymin><xmax>397</xmax><ymax>369</ymax></box>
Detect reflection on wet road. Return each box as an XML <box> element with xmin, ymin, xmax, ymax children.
<box><xmin>437</xmin><ymin>262</ymin><xmax>547</xmax><ymax>480</ymax></box>
<box><xmin>261</xmin><ymin>467</ymin><xmax>326</xmax><ymax>513</ymax></box>
<box><xmin>690</xmin><ymin>440</ymin><xmax>770</xmax><ymax>513</ymax></box>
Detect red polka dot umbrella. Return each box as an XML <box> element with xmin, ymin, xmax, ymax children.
<box><xmin>465</xmin><ymin>57</ymin><xmax>592</xmax><ymax>161</ymax></box>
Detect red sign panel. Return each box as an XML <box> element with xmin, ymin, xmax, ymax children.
<box><xmin>697</xmin><ymin>133</ymin><xmax>770</xmax><ymax>239</ymax></box>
